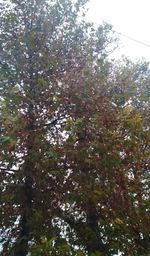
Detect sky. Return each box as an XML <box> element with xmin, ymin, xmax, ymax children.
<box><xmin>86</xmin><ymin>0</ymin><xmax>150</xmax><ymax>61</ymax></box>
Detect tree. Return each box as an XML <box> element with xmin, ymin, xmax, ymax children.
<box><xmin>0</xmin><ymin>0</ymin><xmax>150</xmax><ymax>256</ymax></box>
<box><xmin>61</xmin><ymin>58</ymin><xmax>150</xmax><ymax>255</ymax></box>
<box><xmin>0</xmin><ymin>0</ymin><xmax>115</xmax><ymax>255</ymax></box>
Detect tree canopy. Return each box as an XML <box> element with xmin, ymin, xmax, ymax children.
<box><xmin>0</xmin><ymin>0</ymin><xmax>150</xmax><ymax>255</ymax></box>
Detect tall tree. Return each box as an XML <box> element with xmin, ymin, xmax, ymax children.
<box><xmin>1</xmin><ymin>0</ymin><xmax>150</xmax><ymax>256</ymax></box>
<box><xmin>0</xmin><ymin>0</ymin><xmax>116</xmax><ymax>255</ymax></box>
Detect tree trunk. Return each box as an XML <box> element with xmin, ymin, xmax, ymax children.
<box><xmin>12</xmin><ymin>109</ymin><xmax>35</xmax><ymax>256</ymax></box>
<box><xmin>86</xmin><ymin>204</ymin><xmax>106</xmax><ymax>256</ymax></box>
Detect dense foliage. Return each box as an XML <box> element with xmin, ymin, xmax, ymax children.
<box><xmin>0</xmin><ymin>0</ymin><xmax>150</xmax><ymax>255</ymax></box>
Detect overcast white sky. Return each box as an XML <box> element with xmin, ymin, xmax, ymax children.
<box><xmin>87</xmin><ymin>0</ymin><xmax>150</xmax><ymax>61</ymax></box>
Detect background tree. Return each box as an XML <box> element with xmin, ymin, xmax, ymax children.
<box><xmin>0</xmin><ymin>0</ymin><xmax>150</xmax><ymax>256</ymax></box>
<box><xmin>61</xmin><ymin>58</ymin><xmax>150</xmax><ymax>255</ymax></box>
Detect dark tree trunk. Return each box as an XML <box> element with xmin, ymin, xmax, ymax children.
<box><xmin>12</xmin><ymin>108</ymin><xmax>35</xmax><ymax>255</ymax></box>
<box><xmin>13</xmin><ymin>165</ymin><xmax>34</xmax><ymax>256</ymax></box>
<box><xmin>86</xmin><ymin>203</ymin><xmax>107</xmax><ymax>256</ymax></box>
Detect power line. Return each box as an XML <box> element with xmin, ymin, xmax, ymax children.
<box><xmin>115</xmin><ymin>31</ymin><xmax>150</xmax><ymax>48</ymax></box>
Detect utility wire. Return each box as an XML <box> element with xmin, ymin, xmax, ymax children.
<box><xmin>115</xmin><ymin>31</ymin><xmax>150</xmax><ymax>48</ymax></box>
